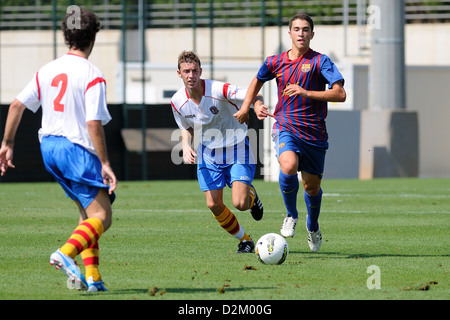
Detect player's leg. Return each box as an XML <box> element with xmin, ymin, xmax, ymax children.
<box><xmin>278</xmin><ymin>150</ymin><xmax>300</xmax><ymax>237</ymax></box>
<box><xmin>49</xmin><ymin>201</ymin><xmax>103</xmax><ymax>291</ymax></box>
<box><xmin>301</xmin><ymin>171</ymin><xmax>323</xmax><ymax>252</ymax></box>
<box><xmin>231</xmin><ymin>181</ymin><xmax>251</xmax><ymax>211</ymax></box>
<box><xmin>42</xmin><ymin>137</ymin><xmax>88</xmax><ymax>290</ymax></box>
<box><xmin>231</xmin><ymin>181</ymin><xmax>263</xmax><ymax>219</ymax></box>
<box><xmin>57</xmin><ymin>190</ymin><xmax>109</xmax><ymax>257</ymax></box>
<box><xmin>300</xmin><ymin>141</ymin><xmax>327</xmax><ymax>252</ymax></box>
<box><xmin>204</xmin><ymin>189</ymin><xmax>253</xmax><ymax>249</ymax></box>
<box><xmin>74</xmin><ymin>203</ymin><xmax>102</xmax><ymax>289</ymax></box>
<box><xmin>301</xmin><ymin>170</ymin><xmax>322</xmax><ymax>231</ymax></box>
<box><xmin>82</xmin><ymin>189</ymin><xmax>111</xmax><ymax>291</ymax></box>
<box><xmin>230</xmin><ymin>164</ymin><xmax>263</xmax><ymax>221</ymax></box>
<box><xmin>52</xmin><ymin>194</ymin><xmax>107</xmax><ymax>291</ymax></box>
<box><xmin>198</xmin><ymin>148</ymin><xmax>253</xmax><ymax>253</ymax></box>
<box><xmin>43</xmin><ymin>136</ymin><xmax>112</xmax><ymax>290</ymax></box>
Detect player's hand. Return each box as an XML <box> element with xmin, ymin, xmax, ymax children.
<box><xmin>0</xmin><ymin>144</ymin><xmax>15</xmax><ymax>176</ymax></box>
<box><xmin>254</xmin><ymin>104</ymin><xmax>274</xmax><ymax>120</ymax></box>
<box><xmin>101</xmin><ymin>164</ymin><xmax>117</xmax><ymax>194</ymax></box>
<box><xmin>284</xmin><ymin>84</ymin><xmax>307</xmax><ymax>98</ymax></box>
<box><xmin>233</xmin><ymin>109</ymin><xmax>250</xmax><ymax>125</ymax></box>
<box><xmin>183</xmin><ymin>147</ymin><xmax>197</xmax><ymax>164</ymax></box>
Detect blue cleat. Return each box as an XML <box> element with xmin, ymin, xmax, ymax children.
<box><xmin>50</xmin><ymin>249</ymin><xmax>88</xmax><ymax>291</ymax></box>
<box><xmin>87</xmin><ymin>276</ymin><xmax>108</xmax><ymax>292</ymax></box>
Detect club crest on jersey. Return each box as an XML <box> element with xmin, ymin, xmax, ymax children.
<box><xmin>210</xmin><ymin>106</ymin><xmax>219</xmax><ymax>115</ymax></box>
<box><xmin>301</xmin><ymin>64</ymin><xmax>311</xmax><ymax>73</ymax></box>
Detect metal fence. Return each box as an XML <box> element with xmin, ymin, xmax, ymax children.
<box><xmin>1</xmin><ymin>0</ymin><xmax>450</xmax><ymax>30</ymax></box>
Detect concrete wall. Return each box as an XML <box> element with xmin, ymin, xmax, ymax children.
<box><xmin>2</xmin><ymin>23</ymin><xmax>449</xmax><ymax>104</ymax></box>
<box><xmin>337</xmin><ymin>65</ymin><xmax>450</xmax><ymax>178</ymax></box>
<box><xmin>1</xmin><ymin>23</ymin><xmax>449</xmax><ymax>179</ymax></box>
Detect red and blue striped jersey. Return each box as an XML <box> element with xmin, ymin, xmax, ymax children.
<box><xmin>257</xmin><ymin>48</ymin><xmax>344</xmax><ymax>143</ymax></box>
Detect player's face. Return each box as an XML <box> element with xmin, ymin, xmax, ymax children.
<box><xmin>177</xmin><ymin>62</ymin><xmax>202</xmax><ymax>90</ymax></box>
<box><xmin>289</xmin><ymin>19</ymin><xmax>314</xmax><ymax>51</ymax></box>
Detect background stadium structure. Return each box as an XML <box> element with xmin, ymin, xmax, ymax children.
<box><xmin>1</xmin><ymin>0</ymin><xmax>449</xmax><ymax>182</ymax></box>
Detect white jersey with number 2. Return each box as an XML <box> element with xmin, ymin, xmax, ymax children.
<box><xmin>16</xmin><ymin>53</ymin><xmax>112</xmax><ymax>155</ymax></box>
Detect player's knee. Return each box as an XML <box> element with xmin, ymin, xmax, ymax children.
<box><xmin>206</xmin><ymin>198</ymin><xmax>223</xmax><ymax>212</ymax></box>
<box><xmin>232</xmin><ymin>197</ymin><xmax>249</xmax><ymax>211</ymax></box>
<box><xmin>91</xmin><ymin>210</ymin><xmax>112</xmax><ymax>231</ymax></box>
<box><xmin>102</xmin><ymin>215</ymin><xmax>112</xmax><ymax>231</ymax></box>
<box><xmin>279</xmin><ymin>154</ymin><xmax>298</xmax><ymax>175</ymax></box>
<box><xmin>303</xmin><ymin>183</ymin><xmax>320</xmax><ymax>197</ymax></box>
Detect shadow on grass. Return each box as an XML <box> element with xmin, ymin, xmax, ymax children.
<box><xmin>289</xmin><ymin>250</ymin><xmax>450</xmax><ymax>258</ymax></box>
<box><xmin>90</xmin><ymin>286</ymin><xmax>275</xmax><ymax>296</ymax></box>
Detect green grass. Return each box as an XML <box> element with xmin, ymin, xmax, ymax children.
<box><xmin>0</xmin><ymin>178</ymin><xmax>448</xmax><ymax>300</ymax></box>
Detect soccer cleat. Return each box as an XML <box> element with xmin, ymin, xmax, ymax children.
<box><xmin>87</xmin><ymin>276</ymin><xmax>108</xmax><ymax>292</ymax></box>
<box><xmin>249</xmin><ymin>185</ymin><xmax>263</xmax><ymax>221</ymax></box>
<box><xmin>307</xmin><ymin>226</ymin><xmax>322</xmax><ymax>252</ymax></box>
<box><xmin>236</xmin><ymin>240</ymin><xmax>255</xmax><ymax>253</ymax></box>
<box><xmin>280</xmin><ymin>216</ymin><xmax>298</xmax><ymax>238</ymax></box>
<box><xmin>50</xmin><ymin>249</ymin><xmax>88</xmax><ymax>291</ymax></box>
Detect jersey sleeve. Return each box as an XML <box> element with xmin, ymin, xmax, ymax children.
<box><xmin>16</xmin><ymin>72</ymin><xmax>41</xmax><ymax>112</ymax></box>
<box><xmin>320</xmin><ymin>55</ymin><xmax>345</xmax><ymax>89</ymax></box>
<box><xmin>85</xmin><ymin>77</ymin><xmax>111</xmax><ymax>126</ymax></box>
<box><xmin>256</xmin><ymin>57</ymin><xmax>276</xmax><ymax>83</ymax></box>
<box><xmin>222</xmin><ymin>83</ymin><xmax>249</xmax><ymax>110</ymax></box>
<box><xmin>171</xmin><ymin>101</ymin><xmax>190</xmax><ymax>130</ymax></box>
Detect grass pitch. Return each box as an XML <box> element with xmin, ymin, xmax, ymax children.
<box><xmin>0</xmin><ymin>178</ymin><xmax>448</xmax><ymax>301</ymax></box>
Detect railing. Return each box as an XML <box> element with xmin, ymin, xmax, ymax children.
<box><xmin>1</xmin><ymin>0</ymin><xmax>450</xmax><ymax>30</ymax></box>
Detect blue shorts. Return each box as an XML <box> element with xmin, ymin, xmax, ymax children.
<box><xmin>197</xmin><ymin>138</ymin><xmax>255</xmax><ymax>191</ymax></box>
<box><xmin>273</xmin><ymin>130</ymin><xmax>328</xmax><ymax>178</ymax></box>
<box><xmin>40</xmin><ymin>136</ymin><xmax>115</xmax><ymax>209</ymax></box>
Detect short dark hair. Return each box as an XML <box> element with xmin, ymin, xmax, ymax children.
<box><xmin>62</xmin><ymin>8</ymin><xmax>101</xmax><ymax>51</ymax></box>
<box><xmin>289</xmin><ymin>13</ymin><xmax>314</xmax><ymax>32</ymax></box>
<box><xmin>177</xmin><ymin>50</ymin><xmax>201</xmax><ymax>70</ymax></box>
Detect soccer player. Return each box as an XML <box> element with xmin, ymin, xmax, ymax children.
<box><xmin>0</xmin><ymin>8</ymin><xmax>116</xmax><ymax>291</ymax></box>
<box><xmin>171</xmin><ymin>51</ymin><xmax>265</xmax><ymax>253</ymax></box>
<box><xmin>234</xmin><ymin>13</ymin><xmax>346</xmax><ymax>252</ymax></box>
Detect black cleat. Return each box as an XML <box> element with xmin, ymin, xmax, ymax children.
<box><xmin>236</xmin><ymin>240</ymin><xmax>255</xmax><ymax>253</ymax></box>
<box><xmin>249</xmin><ymin>185</ymin><xmax>263</xmax><ymax>221</ymax></box>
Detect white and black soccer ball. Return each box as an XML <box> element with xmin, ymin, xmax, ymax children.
<box><xmin>255</xmin><ymin>233</ymin><xmax>289</xmax><ymax>265</ymax></box>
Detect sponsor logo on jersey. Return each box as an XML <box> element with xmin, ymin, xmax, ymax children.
<box><xmin>185</xmin><ymin>114</ymin><xmax>196</xmax><ymax>118</ymax></box>
<box><xmin>278</xmin><ymin>142</ymin><xmax>285</xmax><ymax>149</ymax></box>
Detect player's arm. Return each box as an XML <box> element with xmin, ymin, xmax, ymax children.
<box><xmin>284</xmin><ymin>81</ymin><xmax>346</xmax><ymax>102</ymax></box>
<box><xmin>181</xmin><ymin>127</ymin><xmax>196</xmax><ymax>164</ymax></box>
<box><xmin>87</xmin><ymin>120</ymin><xmax>117</xmax><ymax>193</ymax></box>
<box><xmin>233</xmin><ymin>76</ymin><xmax>267</xmax><ymax>124</ymax></box>
<box><xmin>252</xmin><ymin>94</ymin><xmax>273</xmax><ymax>121</ymax></box>
<box><xmin>0</xmin><ymin>99</ymin><xmax>27</xmax><ymax>176</ymax></box>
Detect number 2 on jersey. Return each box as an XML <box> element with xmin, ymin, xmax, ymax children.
<box><xmin>51</xmin><ymin>73</ymin><xmax>68</xmax><ymax>112</ymax></box>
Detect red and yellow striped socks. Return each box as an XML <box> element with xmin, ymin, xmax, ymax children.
<box><xmin>60</xmin><ymin>217</ymin><xmax>104</xmax><ymax>259</ymax></box>
<box><xmin>214</xmin><ymin>206</ymin><xmax>251</xmax><ymax>242</ymax></box>
<box><xmin>81</xmin><ymin>243</ymin><xmax>101</xmax><ymax>282</ymax></box>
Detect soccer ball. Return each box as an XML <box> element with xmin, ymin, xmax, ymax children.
<box><xmin>255</xmin><ymin>233</ymin><xmax>288</xmax><ymax>265</ymax></box>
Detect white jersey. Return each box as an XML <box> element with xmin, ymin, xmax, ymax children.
<box><xmin>16</xmin><ymin>53</ymin><xmax>111</xmax><ymax>155</ymax></box>
<box><xmin>171</xmin><ymin>79</ymin><xmax>248</xmax><ymax>149</ymax></box>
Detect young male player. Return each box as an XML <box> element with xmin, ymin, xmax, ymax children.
<box><xmin>234</xmin><ymin>13</ymin><xmax>346</xmax><ymax>252</ymax></box>
<box><xmin>0</xmin><ymin>8</ymin><xmax>116</xmax><ymax>291</ymax></box>
<box><xmin>171</xmin><ymin>51</ymin><xmax>265</xmax><ymax>253</ymax></box>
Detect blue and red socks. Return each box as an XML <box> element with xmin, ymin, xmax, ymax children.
<box><xmin>279</xmin><ymin>171</ymin><xmax>299</xmax><ymax>219</ymax></box>
<box><xmin>279</xmin><ymin>171</ymin><xmax>323</xmax><ymax>231</ymax></box>
<box><xmin>305</xmin><ymin>188</ymin><xmax>323</xmax><ymax>232</ymax></box>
